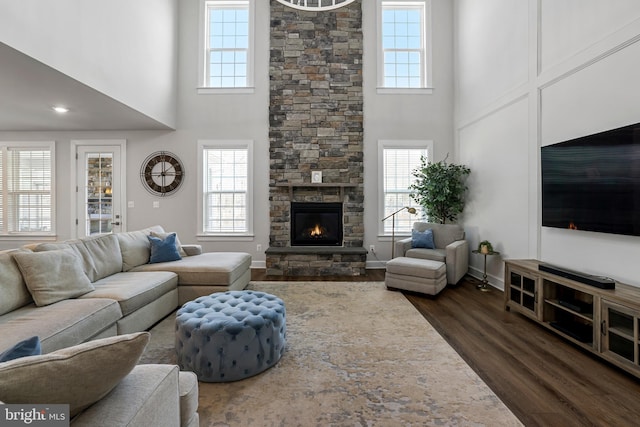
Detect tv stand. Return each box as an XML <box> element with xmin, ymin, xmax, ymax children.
<box><xmin>505</xmin><ymin>259</ymin><xmax>640</xmax><ymax>379</ymax></box>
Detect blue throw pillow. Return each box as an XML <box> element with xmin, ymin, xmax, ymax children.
<box><xmin>148</xmin><ymin>233</ymin><xmax>182</xmax><ymax>264</ymax></box>
<box><xmin>412</xmin><ymin>229</ymin><xmax>435</xmax><ymax>249</ymax></box>
<box><xmin>0</xmin><ymin>336</ymin><xmax>41</xmax><ymax>362</ymax></box>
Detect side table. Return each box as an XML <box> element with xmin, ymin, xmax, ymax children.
<box><xmin>472</xmin><ymin>250</ymin><xmax>500</xmax><ymax>292</ymax></box>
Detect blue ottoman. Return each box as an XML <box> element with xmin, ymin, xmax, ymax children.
<box><xmin>175</xmin><ymin>290</ymin><xmax>286</xmax><ymax>382</ymax></box>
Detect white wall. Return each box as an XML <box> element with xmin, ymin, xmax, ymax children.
<box><xmin>0</xmin><ymin>0</ymin><xmax>178</xmax><ymax>128</ymax></box>
<box><xmin>363</xmin><ymin>0</ymin><xmax>455</xmax><ymax>265</ymax></box>
<box><xmin>456</xmin><ymin>0</ymin><xmax>640</xmax><ymax>288</ymax></box>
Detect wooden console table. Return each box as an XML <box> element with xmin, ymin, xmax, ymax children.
<box><xmin>505</xmin><ymin>259</ymin><xmax>640</xmax><ymax>379</ymax></box>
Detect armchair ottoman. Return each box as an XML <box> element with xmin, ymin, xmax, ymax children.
<box><xmin>385</xmin><ymin>257</ymin><xmax>446</xmax><ymax>295</ymax></box>
<box><xmin>394</xmin><ymin>222</ymin><xmax>469</xmax><ymax>285</ymax></box>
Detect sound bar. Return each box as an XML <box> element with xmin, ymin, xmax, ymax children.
<box><xmin>539</xmin><ymin>263</ymin><xmax>615</xmax><ymax>289</ymax></box>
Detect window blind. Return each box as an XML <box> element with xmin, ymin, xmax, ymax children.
<box><xmin>1</xmin><ymin>145</ymin><xmax>53</xmax><ymax>234</ymax></box>
<box><xmin>204</xmin><ymin>148</ymin><xmax>248</xmax><ymax>233</ymax></box>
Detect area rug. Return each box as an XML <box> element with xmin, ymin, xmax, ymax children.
<box><xmin>140</xmin><ymin>282</ymin><xmax>522</xmax><ymax>426</ymax></box>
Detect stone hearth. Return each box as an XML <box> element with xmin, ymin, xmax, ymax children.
<box><xmin>267</xmin><ymin>0</ymin><xmax>365</xmax><ymax>276</ymax></box>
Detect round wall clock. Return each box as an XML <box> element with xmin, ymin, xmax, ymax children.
<box><xmin>275</xmin><ymin>0</ymin><xmax>356</xmax><ymax>11</ymax></box>
<box><xmin>140</xmin><ymin>151</ymin><xmax>185</xmax><ymax>197</ymax></box>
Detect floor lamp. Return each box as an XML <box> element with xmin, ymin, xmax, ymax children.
<box><xmin>382</xmin><ymin>207</ymin><xmax>417</xmax><ymax>259</ymax></box>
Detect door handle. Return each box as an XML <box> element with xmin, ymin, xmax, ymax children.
<box><xmin>111</xmin><ymin>221</ymin><xmax>121</xmax><ymax>226</ymax></box>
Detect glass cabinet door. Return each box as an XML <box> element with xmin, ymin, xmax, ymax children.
<box><xmin>601</xmin><ymin>300</ymin><xmax>638</xmax><ymax>365</ymax></box>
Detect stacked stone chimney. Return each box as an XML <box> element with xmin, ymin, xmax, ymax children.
<box><xmin>267</xmin><ymin>0</ymin><xmax>365</xmax><ymax>275</ymax></box>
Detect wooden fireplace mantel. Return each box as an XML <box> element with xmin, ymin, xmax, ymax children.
<box><xmin>274</xmin><ymin>182</ymin><xmax>359</xmax><ymax>199</ymax></box>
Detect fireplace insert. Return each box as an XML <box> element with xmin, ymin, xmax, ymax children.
<box><xmin>291</xmin><ymin>202</ymin><xmax>343</xmax><ymax>246</ymax></box>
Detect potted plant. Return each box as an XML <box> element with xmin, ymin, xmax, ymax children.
<box><xmin>478</xmin><ymin>240</ymin><xmax>493</xmax><ymax>254</ymax></box>
<box><xmin>409</xmin><ymin>156</ymin><xmax>471</xmax><ymax>224</ymax></box>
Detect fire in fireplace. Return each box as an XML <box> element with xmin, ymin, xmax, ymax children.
<box><xmin>291</xmin><ymin>202</ymin><xmax>343</xmax><ymax>246</ymax></box>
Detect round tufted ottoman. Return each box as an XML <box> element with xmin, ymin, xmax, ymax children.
<box><xmin>175</xmin><ymin>290</ymin><xmax>286</xmax><ymax>382</ymax></box>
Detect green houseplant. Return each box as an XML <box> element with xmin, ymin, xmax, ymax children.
<box><xmin>410</xmin><ymin>156</ymin><xmax>471</xmax><ymax>224</ymax></box>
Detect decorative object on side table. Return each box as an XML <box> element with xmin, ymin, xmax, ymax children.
<box><xmin>382</xmin><ymin>206</ymin><xmax>417</xmax><ymax>258</ymax></box>
<box><xmin>472</xmin><ymin>240</ymin><xmax>499</xmax><ymax>292</ymax></box>
<box><xmin>478</xmin><ymin>240</ymin><xmax>493</xmax><ymax>254</ymax></box>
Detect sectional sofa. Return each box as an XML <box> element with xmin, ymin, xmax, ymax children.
<box><xmin>0</xmin><ymin>225</ymin><xmax>252</xmax><ymax>426</ymax></box>
<box><xmin>0</xmin><ymin>225</ymin><xmax>252</xmax><ymax>353</ymax></box>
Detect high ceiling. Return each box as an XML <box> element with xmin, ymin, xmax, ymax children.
<box><xmin>0</xmin><ymin>42</ymin><xmax>172</xmax><ymax>132</ymax></box>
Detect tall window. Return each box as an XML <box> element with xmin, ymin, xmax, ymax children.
<box><xmin>201</xmin><ymin>0</ymin><xmax>253</xmax><ymax>89</ymax></box>
<box><xmin>379</xmin><ymin>141</ymin><xmax>430</xmax><ymax>234</ymax></box>
<box><xmin>198</xmin><ymin>141</ymin><xmax>253</xmax><ymax>236</ymax></box>
<box><xmin>379</xmin><ymin>0</ymin><xmax>431</xmax><ymax>90</ymax></box>
<box><xmin>0</xmin><ymin>142</ymin><xmax>55</xmax><ymax>236</ymax></box>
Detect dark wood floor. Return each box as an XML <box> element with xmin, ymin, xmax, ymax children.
<box><xmin>252</xmin><ymin>269</ymin><xmax>640</xmax><ymax>426</ymax></box>
<box><xmin>406</xmin><ymin>275</ymin><xmax>640</xmax><ymax>427</ymax></box>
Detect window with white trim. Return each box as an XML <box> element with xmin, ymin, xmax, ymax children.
<box><xmin>198</xmin><ymin>141</ymin><xmax>253</xmax><ymax>236</ymax></box>
<box><xmin>200</xmin><ymin>0</ymin><xmax>253</xmax><ymax>90</ymax></box>
<box><xmin>378</xmin><ymin>0</ymin><xmax>431</xmax><ymax>90</ymax></box>
<box><xmin>379</xmin><ymin>140</ymin><xmax>430</xmax><ymax>235</ymax></box>
<box><xmin>0</xmin><ymin>142</ymin><xmax>55</xmax><ymax>236</ymax></box>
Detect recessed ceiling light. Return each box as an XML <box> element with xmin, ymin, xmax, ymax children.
<box><xmin>52</xmin><ymin>106</ymin><xmax>69</xmax><ymax>113</ymax></box>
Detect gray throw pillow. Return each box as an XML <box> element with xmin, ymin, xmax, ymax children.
<box><xmin>0</xmin><ymin>332</ymin><xmax>150</xmax><ymax>417</ymax></box>
<box><xmin>12</xmin><ymin>249</ymin><xmax>94</xmax><ymax>306</ymax></box>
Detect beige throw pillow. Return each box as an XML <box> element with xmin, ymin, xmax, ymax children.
<box><xmin>0</xmin><ymin>332</ymin><xmax>150</xmax><ymax>417</ymax></box>
<box><xmin>0</xmin><ymin>250</ymin><xmax>33</xmax><ymax>315</ymax></box>
<box><xmin>12</xmin><ymin>249</ymin><xmax>94</xmax><ymax>306</ymax></box>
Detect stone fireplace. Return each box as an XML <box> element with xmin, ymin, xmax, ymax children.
<box><xmin>266</xmin><ymin>0</ymin><xmax>366</xmax><ymax>276</ymax></box>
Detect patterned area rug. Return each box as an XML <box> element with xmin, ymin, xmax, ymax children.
<box><xmin>140</xmin><ymin>282</ymin><xmax>522</xmax><ymax>426</ymax></box>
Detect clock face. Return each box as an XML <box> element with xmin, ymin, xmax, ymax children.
<box><xmin>275</xmin><ymin>0</ymin><xmax>356</xmax><ymax>11</ymax></box>
<box><xmin>140</xmin><ymin>151</ymin><xmax>184</xmax><ymax>197</ymax></box>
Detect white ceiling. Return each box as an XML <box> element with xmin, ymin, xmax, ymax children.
<box><xmin>0</xmin><ymin>42</ymin><xmax>172</xmax><ymax>132</ymax></box>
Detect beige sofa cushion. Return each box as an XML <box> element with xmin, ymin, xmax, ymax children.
<box><xmin>179</xmin><ymin>371</ymin><xmax>199</xmax><ymax>427</ymax></box>
<box><xmin>405</xmin><ymin>247</ymin><xmax>447</xmax><ymax>262</ymax></box>
<box><xmin>82</xmin><ymin>234</ymin><xmax>123</xmax><ymax>280</ymax></box>
<box><xmin>35</xmin><ymin>241</ymin><xmax>97</xmax><ymax>281</ymax></box>
<box><xmin>81</xmin><ymin>271</ymin><xmax>178</xmax><ymax>316</ymax></box>
<box><xmin>131</xmin><ymin>252</ymin><xmax>252</xmax><ymax>285</ymax></box>
<box><xmin>117</xmin><ymin>226</ymin><xmax>164</xmax><ymax>271</ymax></box>
<box><xmin>0</xmin><ymin>250</ymin><xmax>33</xmax><ymax>316</ymax></box>
<box><xmin>0</xmin><ymin>332</ymin><xmax>149</xmax><ymax>418</ymax></box>
<box><xmin>12</xmin><ymin>249</ymin><xmax>94</xmax><ymax>306</ymax></box>
<box><xmin>35</xmin><ymin>234</ymin><xmax>122</xmax><ymax>282</ymax></box>
<box><xmin>0</xmin><ymin>298</ymin><xmax>122</xmax><ymax>354</ymax></box>
<box><xmin>71</xmin><ymin>364</ymin><xmax>181</xmax><ymax>427</ymax></box>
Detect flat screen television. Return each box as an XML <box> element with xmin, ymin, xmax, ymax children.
<box><xmin>541</xmin><ymin>121</ymin><xmax>640</xmax><ymax>237</ymax></box>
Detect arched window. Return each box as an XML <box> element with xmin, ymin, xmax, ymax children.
<box><xmin>275</xmin><ymin>0</ymin><xmax>357</xmax><ymax>12</ymax></box>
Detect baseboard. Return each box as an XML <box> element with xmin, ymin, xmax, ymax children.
<box><xmin>468</xmin><ymin>266</ymin><xmax>504</xmax><ymax>291</ymax></box>
<box><xmin>251</xmin><ymin>261</ymin><xmax>266</xmax><ymax>269</ymax></box>
<box><xmin>366</xmin><ymin>260</ymin><xmax>387</xmax><ymax>270</ymax></box>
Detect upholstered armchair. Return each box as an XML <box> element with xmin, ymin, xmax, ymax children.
<box><xmin>394</xmin><ymin>222</ymin><xmax>469</xmax><ymax>285</ymax></box>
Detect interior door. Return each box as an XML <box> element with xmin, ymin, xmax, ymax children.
<box><xmin>76</xmin><ymin>144</ymin><xmax>123</xmax><ymax>237</ymax></box>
